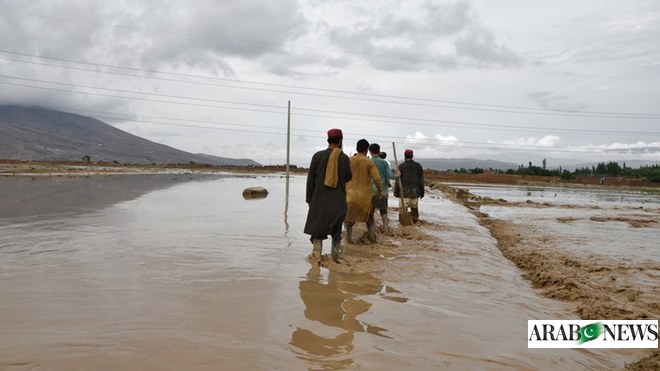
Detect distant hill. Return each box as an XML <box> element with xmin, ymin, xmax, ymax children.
<box><xmin>0</xmin><ymin>105</ymin><xmax>261</xmax><ymax>166</ymax></box>
<box><xmin>416</xmin><ymin>158</ymin><xmax>518</xmax><ymax>171</ymax></box>
<box><xmin>194</xmin><ymin>153</ymin><xmax>260</xmax><ymax>167</ymax></box>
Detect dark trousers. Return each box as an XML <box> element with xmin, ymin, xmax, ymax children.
<box><xmin>311</xmin><ymin>214</ymin><xmax>344</xmax><ymax>242</ymax></box>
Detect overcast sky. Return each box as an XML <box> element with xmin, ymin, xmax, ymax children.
<box><xmin>1</xmin><ymin>0</ymin><xmax>659</xmax><ymax>167</ymax></box>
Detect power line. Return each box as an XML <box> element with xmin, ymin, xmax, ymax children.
<box><xmin>0</xmin><ymin>80</ymin><xmax>287</xmax><ymax>115</ymax></box>
<box><xmin>0</xmin><ymin>74</ymin><xmax>286</xmax><ymax>111</ymax></box>
<box><xmin>296</xmin><ymin>112</ymin><xmax>659</xmax><ymax>136</ymax></box>
<box><xmin>2</xmin><ymin>100</ymin><xmax>656</xmax><ymax>155</ymax></box>
<box><xmin>2</xmin><ymin>49</ymin><xmax>660</xmax><ymax>118</ymax></box>
<box><xmin>75</xmin><ymin>106</ymin><xmax>647</xmax><ymax>137</ymax></box>
<box><xmin>109</xmin><ymin>121</ymin><xmax>660</xmax><ymax>154</ymax></box>
<box><xmin>292</xmin><ymin>107</ymin><xmax>660</xmax><ymax>132</ymax></box>
<box><xmin>1</xmin><ymin>77</ymin><xmax>659</xmax><ymax>138</ymax></box>
<box><xmin>93</xmin><ymin>121</ymin><xmax>660</xmax><ymax>155</ymax></box>
<box><xmin>15</xmin><ymin>114</ymin><xmax>655</xmax><ymax>155</ymax></box>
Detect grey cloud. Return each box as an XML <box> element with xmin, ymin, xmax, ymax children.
<box><xmin>0</xmin><ymin>0</ymin><xmax>522</xmax><ymax>79</ymax></box>
<box><xmin>0</xmin><ymin>83</ymin><xmax>132</xmax><ymax>119</ymax></box>
<box><xmin>423</xmin><ymin>1</ymin><xmax>471</xmax><ymax>35</ymax></box>
<box><xmin>0</xmin><ymin>0</ymin><xmax>308</xmax><ymax>72</ymax></box>
<box><xmin>327</xmin><ymin>25</ymin><xmax>435</xmax><ymax>72</ymax></box>
<box><xmin>454</xmin><ymin>27</ymin><xmax>522</xmax><ymax>66</ymax></box>
<box><xmin>366</xmin><ymin>47</ymin><xmax>456</xmax><ymax>72</ymax></box>
<box><xmin>136</xmin><ymin>0</ymin><xmax>308</xmax><ymax>65</ymax></box>
<box><xmin>259</xmin><ymin>51</ymin><xmax>342</xmax><ymax>78</ymax></box>
<box><xmin>325</xmin><ymin>0</ymin><xmax>521</xmax><ymax>71</ymax></box>
<box><xmin>527</xmin><ymin>91</ymin><xmax>588</xmax><ymax>112</ymax></box>
<box><xmin>569</xmin><ymin>12</ymin><xmax>660</xmax><ymax>66</ymax></box>
<box><xmin>0</xmin><ymin>0</ymin><xmax>104</xmax><ymax>61</ymax></box>
<box><xmin>0</xmin><ymin>52</ymin><xmax>131</xmax><ymax>114</ymax></box>
<box><xmin>0</xmin><ymin>0</ymin><xmax>312</xmax><ymax>107</ymax></box>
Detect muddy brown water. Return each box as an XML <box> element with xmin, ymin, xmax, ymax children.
<box><xmin>0</xmin><ymin>174</ymin><xmax>656</xmax><ymax>370</ymax></box>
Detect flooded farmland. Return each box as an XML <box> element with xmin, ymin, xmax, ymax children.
<box><xmin>1</xmin><ymin>174</ymin><xmax>658</xmax><ymax>370</ymax></box>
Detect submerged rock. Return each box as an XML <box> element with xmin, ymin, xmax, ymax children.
<box><xmin>242</xmin><ymin>187</ymin><xmax>269</xmax><ymax>200</ymax></box>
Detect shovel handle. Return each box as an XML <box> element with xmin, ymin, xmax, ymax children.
<box><xmin>392</xmin><ymin>142</ymin><xmax>406</xmax><ymax>207</ymax></box>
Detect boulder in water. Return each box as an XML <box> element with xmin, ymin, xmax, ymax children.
<box><xmin>242</xmin><ymin>187</ymin><xmax>269</xmax><ymax>200</ymax></box>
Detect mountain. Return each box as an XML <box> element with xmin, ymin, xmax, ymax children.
<box><xmin>415</xmin><ymin>158</ymin><xmax>518</xmax><ymax>171</ymax></box>
<box><xmin>0</xmin><ymin>105</ymin><xmax>261</xmax><ymax>166</ymax></box>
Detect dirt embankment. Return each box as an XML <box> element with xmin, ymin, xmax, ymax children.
<box><xmin>4</xmin><ymin>160</ymin><xmax>659</xmax><ymax>188</ymax></box>
<box><xmin>433</xmin><ymin>182</ymin><xmax>660</xmax><ymax>319</ymax></box>
<box><xmin>425</xmin><ymin>171</ymin><xmax>660</xmax><ymax>189</ymax></box>
<box><xmin>432</xmin><ymin>182</ymin><xmax>660</xmax><ymax>369</ymax></box>
<box><xmin>0</xmin><ymin>160</ymin><xmax>308</xmax><ymax>176</ymax></box>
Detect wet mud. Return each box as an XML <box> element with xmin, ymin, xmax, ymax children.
<box><xmin>587</xmin><ymin>216</ymin><xmax>657</xmax><ymax>228</ymax></box>
<box><xmin>433</xmin><ymin>182</ymin><xmax>660</xmax><ymax>368</ymax></box>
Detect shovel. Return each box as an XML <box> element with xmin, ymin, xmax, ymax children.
<box><xmin>392</xmin><ymin>142</ymin><xmax>413</xmax><ymax>226</ymax></box>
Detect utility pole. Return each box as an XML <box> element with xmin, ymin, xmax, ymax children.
<box><xmin>286</xmin><ymin>100</ymin><xmax>291</xmax><ymax>177</ymax></box>
<box><xmin>284</xmin><ymin>100</ymin><xmax>291</xmax><ymax>232</ymax></box>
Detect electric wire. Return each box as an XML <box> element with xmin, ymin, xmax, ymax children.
<box><xmin>2</xmin><ymin>100</ymin><xmax>654</xmax><ymax>155</ymax></box>
<box><xmin>2</xmin><ymin>50</ymin><xmax>659</xmax><ymax>118</ymax></box>
<box><xmin>2</xmin><ymin>78</ymin><xmax>658</xmax><ymax>140</ymax></box>
<box><xmin>1</xmin><ymin>75</ymin><xmax>658</xmax><ymax>137</ymax></box>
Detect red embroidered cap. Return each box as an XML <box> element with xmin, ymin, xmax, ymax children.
<box><xmin>327</xmin><ymin>128</ymin><xmax>343</xmax><ymax>139</ymax></box>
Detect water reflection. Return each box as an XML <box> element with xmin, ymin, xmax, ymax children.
<box><xmin>290</xmin><ymin>268</ymin><xmax>388</xmax><ymax>370</ymax></box>
<box><xmin>284</xmin><ymin>173</ymin><xmax>290</xmax><ymax>233</ymax></box>
<box><xmin>0</xmin><ymin>174</ymin><xmax>223</xmax><ymax>220</ymax></box>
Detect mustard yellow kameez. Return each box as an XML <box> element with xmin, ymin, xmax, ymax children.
<box><xmin>345</xmin><ymin>153</ymin><xmax>382</xmax><ymax>223</ymax></box>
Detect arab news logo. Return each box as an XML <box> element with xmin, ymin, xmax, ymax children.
<box><xmin>528</xmin><ymin>320</ymin><xmax>659</xmax><ymax>348</ymax></box>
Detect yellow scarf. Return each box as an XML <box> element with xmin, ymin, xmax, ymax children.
<box><xmin>324</xmin><ymin>147</ymin><xmax>341</xmax><ymax>188</ymax></box>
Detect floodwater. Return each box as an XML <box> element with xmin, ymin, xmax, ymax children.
<box><xmin>454</xmin><ymin>182</ymin><xmax>660</xmax><ymax>263</ymax></box>
<box><xmin>447</xmin><ymin>182</ymin><xmax>660</xmax><ymax>208</ymax></box>
<box><xmin>0</xmin><ymin>174</ymin><xmax>656</xmax><ymax>370</ymax></box>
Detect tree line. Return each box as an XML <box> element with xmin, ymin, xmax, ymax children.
<box><xmin>452</xmin><ymin>160</ymin><xmax>660</xmax><ymax>182</ymax></box>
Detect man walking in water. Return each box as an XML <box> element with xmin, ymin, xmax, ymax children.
<box><xmin>369</xmin><ymin>143</ymin><xmax>397</xmax><ymax>234</ymax></box>
<box><xmin>394</xmin><ymin>149</ymin><xmax>424</xmax><ymax>223</ymax></box>
<box><xmin>304</xmin><ymin>128</ymin><xmax>352</xmax><ymax>264</ymax></box>
<box><xmin>344</xmin><ymin>139</ymin><xmax>383</xmax><ymax>244</ymax></box>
